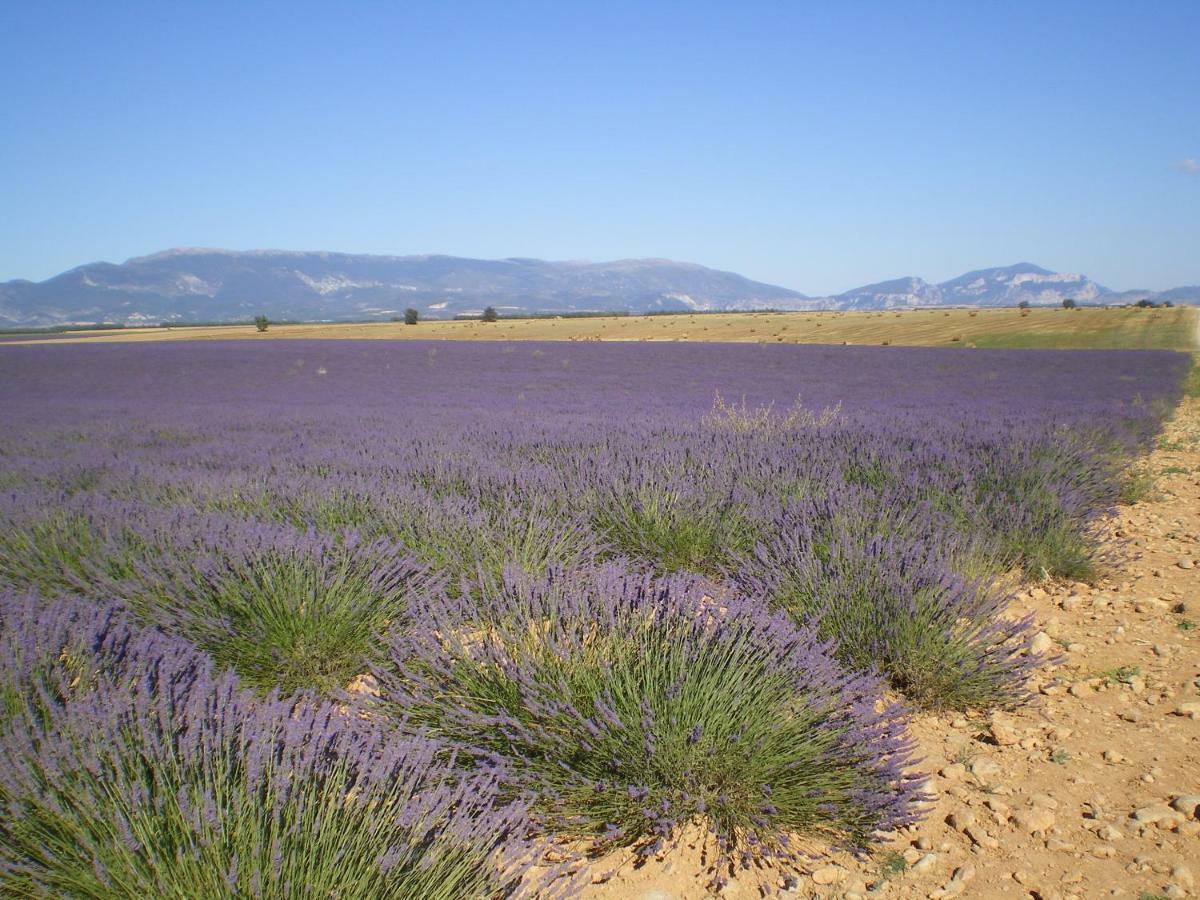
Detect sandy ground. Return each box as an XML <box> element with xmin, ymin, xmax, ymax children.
<box><xmin>6</xmin><ymin>306</ymin><xmax>1197</xmax><ymax>351</ymax></box>
<box><xmin>576</xmin><ymin>393</ymin><xmax>1200</xmax><ymax>899</ymax></box>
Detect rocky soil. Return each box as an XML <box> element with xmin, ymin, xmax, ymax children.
<box><xmin>582</xmin><ymin>393</ymin><xmax>1200</xmax><ymax>900</ymax></box>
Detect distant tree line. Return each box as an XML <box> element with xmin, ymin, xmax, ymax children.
<box><xmin>0</xmin><ymin>322</ymin><xmax>127</xmax><ymax>335</ymax></box>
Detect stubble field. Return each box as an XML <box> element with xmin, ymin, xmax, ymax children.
<box><xmin>6</xmin><ymin>305</ymin><xmax>1198</xmax><ymax>351</ymax></box>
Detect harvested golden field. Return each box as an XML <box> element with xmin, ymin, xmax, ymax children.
<box><xmin>8</xmin><ymin>305</ymin><xmax>1198</xmax><ymax>350</ymax></box>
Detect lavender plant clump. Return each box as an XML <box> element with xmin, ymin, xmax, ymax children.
<box><xmin>0</xmin><ymin>340</ymin><xmax>1189</xmax><ymax>890</ymax></box>
<box><xmin>0</xmin><ymin>591</ymin><xmax>542</xmax><ymax>899</ymax></box>
<box><xmin>377</xmin><ymin>565</ymin><xmax>925</xmax><ymax>881</ymax></box>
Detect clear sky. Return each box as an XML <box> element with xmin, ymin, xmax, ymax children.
<box><xmin>1</xmin><ymin>1</ymin><xmax>1197</xmax><ymax>294</ymax></box>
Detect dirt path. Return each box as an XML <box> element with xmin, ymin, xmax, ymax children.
<box><xmin>583</xmin><ymin>394</ymin><xmax>1200</xmax><ymax>899</ymax></box>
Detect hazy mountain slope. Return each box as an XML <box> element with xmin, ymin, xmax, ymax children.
<box><xmin>936</xmin><ymin>262</ymin><xmax>1106</xmax><ymax>306</ymax></box>
<box><xmin>819</xmin><ymin>263</ymin><xmax>1141</xmax><ymax>310</ymax></box>
<box><xmin>0</xmin><ymin>250</ymin><xmax>809</xmax><ymax>326</ymax></box>
<box><xmin>832</xmin><ymin>277</ymin><xmax>944</xmax><ymax>310</ymax></box>
<box><xmin>0</xmin><ymin>251</ymin><xmax>1192</xmax><ymax>327</ymax></box>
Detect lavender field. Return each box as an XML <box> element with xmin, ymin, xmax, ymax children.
<box><xmin>0</xmin><ymin>340</ymin><xmax>1191</xmax><ymax>897</ymax></box>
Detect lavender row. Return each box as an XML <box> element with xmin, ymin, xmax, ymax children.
<box><xmin>0</xmin><ymin>341</ymin><xmax>1189</xmax><ymax>889</ymax></box>
<box><xmin>0</xmin><ymin>591</ymin><xmax>545</xmax><ymax>898</ymax></box>
<box><xmin>1</xmin><ymin>343</ymin><xmax>1187</xmax><ymax>706</ymax></box>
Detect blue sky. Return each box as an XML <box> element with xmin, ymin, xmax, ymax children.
<box><xmin>1</xmin><ymin>1</ymin><xmax>1197</xmax><ymax>294</ymax></box>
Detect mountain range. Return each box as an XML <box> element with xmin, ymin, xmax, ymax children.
<box><xmin>0</xmin><ymin>250</ymin><xmax>1195</xmax><ymax>327</ymax></box>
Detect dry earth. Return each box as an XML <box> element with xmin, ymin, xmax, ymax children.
<box><xmin>577</xmin><ymin>393</ymin><xmax>1200</xmax><ymax>900</ymax></box>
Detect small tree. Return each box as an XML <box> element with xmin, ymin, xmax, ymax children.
<box><xmin>1061</xmin><ymin>298</ymin><xmax>1077</xmax><ymax>310</ymax></box>
<box><xmin>404</xmin><ymin>308</ymin><xmax>419</xmax><ymax>325</ymax></box>
<box><xmin>254</xmin><ymin>314</ymin><xmax>270</xmax><ymax>332</ymax></box>
<box><xmin>1017</xmin><ymin>301</ymin><xmax>1030</xmax><ymax>309</ymax></box>
<box><xmin>481</xmin><ymin>306</ymin><xmax>499</xmax><ymax>323</ymax></box>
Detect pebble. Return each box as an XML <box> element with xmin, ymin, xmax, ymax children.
<box><xmin>1178</xmin><ymin>558</ymin><xmax>1195</xmax><ymax>570</ymax></box>
<box><xmin>1096</xmin><ymin>824</ymin><xmax>1124</xmax><ymax>841</ymax></box>
<box><xmin>345</xmin><ymin>672</ymin><xmax>380</xmax><ymax>697</ymax></box>
<box><xmin>1031</xmin><ymin>631</ymin><xmax>1055</xmax><ymax>655</ymax></box>
<box><xmin>810</xmin><ymin>866</ymin><xmax>842</xmax><ymax>886</ymax></box>
<box><xmin>1069</xmin><ymin>681</ymin><xmax>1092</xmax><ymax>698</ymax></box>
<box><xmin>912</xmin><ymin>853</ymin><xmax>938</xmax><ymax>873</ymax></box>
<box><xmin>990</xmin><ymin>720</ymin><xmax>1020</xmax><ymax>746</ymax></box>
<box><xmin>947</xmin><ymin>810</ymin><xmax>975</xmax><ymax>832</ymax></box>
<box><xmin>928</xmin><ymin>882</ymin><xmax>965</xmax><ymax>899</ymax></box>
<box><xmin>1171</xmin><ymin>794</ymin><xmax>1200</xmax><ymax>818</ymax></box>
<box><xmin>1012</xmin><ymin>807</ymin><xmax>1056</xmax><ymax>835</ymax></box>
<box><xmin>1175</xmin><ymin>702</ymin><xmax>1200</xmax><ymax>719</ymax></box>
<box><xmin>964</xmin><ymin>825</ymin><xmax>998</xmax><ymax>850</ymax></box>
<box><xmin>1132</xmin><ymin>804</ymin><xmax>1178</xmax><ymax>824</ymax></box>
<box><xmin>1173</xmin><ymin>863</ymin><xmax>1196</xmax><ymax>890</ymax></box>
<box><xmin>940</xmin><ymin>763</ymin><xmax>967</xmax><ymax>781</ymax></box>
<box><xmin>969</xmin><ymin>757</ymin><xmax>1002</xmax><ymax>784</ymax></box>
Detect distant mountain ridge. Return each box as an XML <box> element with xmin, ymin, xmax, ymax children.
<box><xmin>0</xmin><ymin>250</ymin><xmax>1195</xmax><ymax>327</ymax></box>
<box><xmin>826</xmin><ymin>263</ymin><xmax>1119</xmax><ymax>311</ymax></box>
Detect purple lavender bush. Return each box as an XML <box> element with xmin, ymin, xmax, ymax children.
<box><xmin>591</xmin><ymin>483</ymin><xmax>757</xmax><ymax>576</ymax></box>
<box><xmin>114</xmin><ymin>522</ymin><xmax>431</xmax><ymax>696</ymax></box>
<box><xmin>0</xmin><ymin>591</ymin><xmax>540</xmax><ymax>899</ymax></box>
<box><xmin>0</xmin><ymin>341</ymin><xmax>1189</xmax><ymax>713</ymax></box>
<box><xmin>0</xmin><ymin>501</ymin><xmax>431</xmax><ymax>697</ymax></box>
<box><xmin>199</xmin><ymin>487</ymin><xmax>602</xmax><ymax>593</ymax></box>
<box><xmin>735</xmin><ymin>493</ymin><xmax>1037</xmax><ymax>710</ymax></box>
<box><xmin>376</xmin><ymin>565</ymin><xmax>923</xmax><ymax>883</ymax></box>
<box><xmin>958</xmin><ymin>433</ymin><xmax>1117</xmax><ymax>582</ymax></box>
